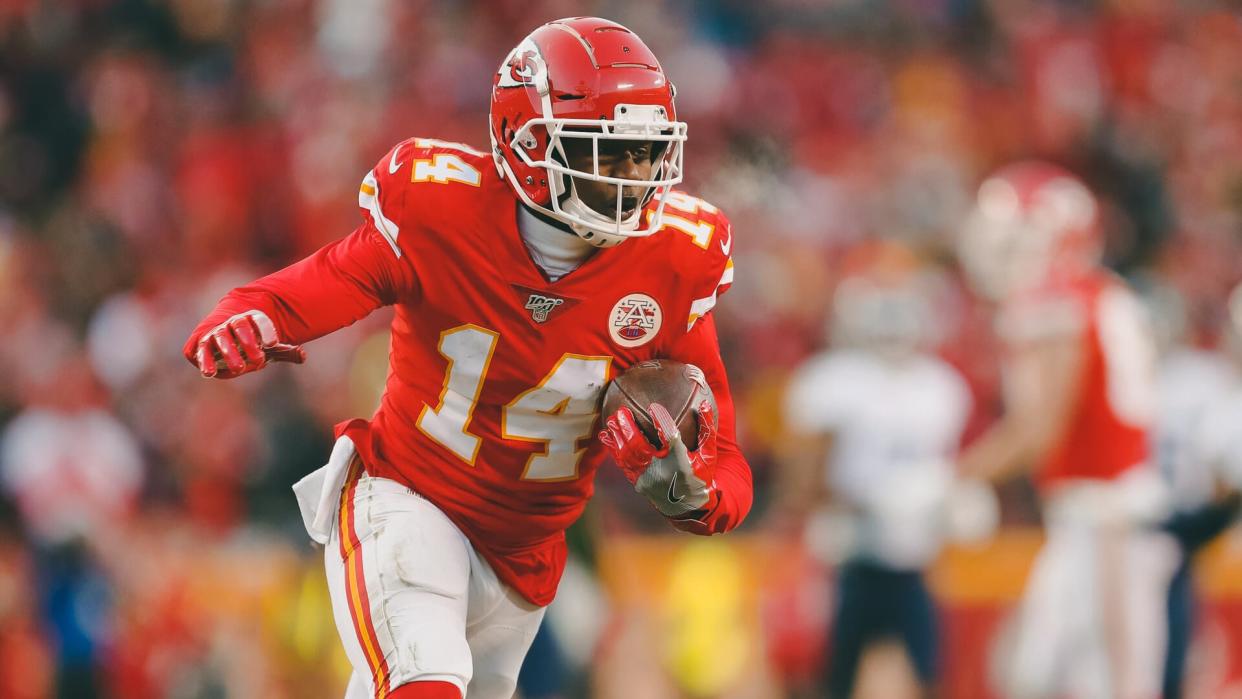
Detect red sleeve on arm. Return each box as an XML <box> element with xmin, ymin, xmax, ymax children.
<box><xmin>183</xmin><ymin>222</ymin><xmax>415</xmax><ymax>360</ymax></box>
<box><xmin>665</xmin><ymin>313</ymin><xmax>753</xmax><ymax>535</ymax></box>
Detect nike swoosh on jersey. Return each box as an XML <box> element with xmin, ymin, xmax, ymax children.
<box><xmin>719</xmin><ymin>230</ymin><xmax>732</xmax><ymax>256</ymax></box>
<box><xmin>388</xmin><ymin>147</ymin><xmax>403</xmax><ymax>175</ymax></box>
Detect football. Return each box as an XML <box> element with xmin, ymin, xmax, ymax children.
<box><xmin>600</xmin><ymin>359</ymin><xmax>718</xmax><ymax>448</ymax></box>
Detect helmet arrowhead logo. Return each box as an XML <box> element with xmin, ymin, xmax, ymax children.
<box><xmin>497</xmin><ymin>38</ymin><xmax>547</xmax><ymax>90</ymax></box>
<box><xmin>509</xmin><ymin>50</ymin><xmax>540</xmax><ymax>84</ymax></box>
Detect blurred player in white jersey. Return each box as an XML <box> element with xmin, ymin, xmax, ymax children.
<box><xmin>1154</xmin><ymin>282</ymin><xmax>1242</xmax><ymax>698</ymax></box>
<box><xmin>1189</xmin><ymin>284</ymin><xmax>1242</xmax><ymax>492</ymax></box>
<box><xmin>957</xmin><ymin>162</ymin><xmax>1177</xmax><ymax>699</ymax></box>
<box><xmin>781</xmin><ymin>246</ymin><xmax>975</xmax><ymax>699</ymax></box>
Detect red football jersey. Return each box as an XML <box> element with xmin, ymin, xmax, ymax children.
<box><xmin>999</xmin><ymin>271</ymin><xmax>1155</xmax><ymax>491</ymax></box>
<box><xmin>189</xmin><ymin>138</ymin><xmax>752</xmax><ymax>605</ymax></box>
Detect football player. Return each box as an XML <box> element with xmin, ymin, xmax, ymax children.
<box><xmin>956</xmin><ymin>162</ymin><xmax>1176</xmax><ymax>699</ymax></box>
<box><xmin>781</xmin><ymin>249</ymin><xmax>973</xmax><ymax>699</ymax></box>
<box><xmin>182</xmin><ymin>18</ymin><xmax>752</xmax><ymax>699</ymax></box>
<box><xmin>1157</xmin><ymin>282</ymin><xmax>1242</xmax><ymax>699</ymax></box>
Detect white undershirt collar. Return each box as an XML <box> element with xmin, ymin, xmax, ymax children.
<box><xmin>516</xmin><ymin>205</ymin><xmax>596</xmax><ymax>282</ymax></box>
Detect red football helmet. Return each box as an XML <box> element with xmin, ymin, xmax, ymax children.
<box><xmin>959</xmin><ymin>161</ymin><xmax>1101</xmax><ymax>299</ymax></box>
<box><xmin>489</xmin><ymin>17</ymin><xmax>687</xmax><ymax>247</ymax></box>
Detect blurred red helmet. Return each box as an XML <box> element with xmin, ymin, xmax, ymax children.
<box><xmin>959</xmin><ymin>161</ymin><xmax>1101</xmax><ymax>299</ymax></box>
<box><xmin>489</xmin><ymin>17</ymin><xmax>687</xmax><ymax>247</ymax></box>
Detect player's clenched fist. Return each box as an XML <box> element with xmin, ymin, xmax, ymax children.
<box><xmin>599</xmin><ymin>401</ymin><xmax>720</xmax><ymax>519</ymax></box>
<box><xmin>184</xmin><ymin>310</ymin><xmax>306</xmax><ymax>379</ymax></box>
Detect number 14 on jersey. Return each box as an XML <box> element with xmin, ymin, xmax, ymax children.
<box><xmin>416</xmin><ymin>325</ymin><xmax>613</xmax><ymax>482</ymax></box>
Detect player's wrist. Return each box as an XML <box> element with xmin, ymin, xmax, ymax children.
<box><xmin>669</xmin><ymin>487</ymin><xmax>720</xmax><ymax>521</ymax></box>
<box><xmin>637</xmin><ymin>456</ymin><xmax>716</xmax><ymax>518</ymax></box>
<box><xmin>665</xmin><ymin>492</ymin><xmax>724</xmax><ymax>535</ymax></box>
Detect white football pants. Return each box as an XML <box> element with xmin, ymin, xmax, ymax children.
<box><xmin>1002</xmin><ymin>477</ymin><xmax>1178</xmax><ymax>699</ymax></box>
<box><xmin>305</xmin><ymin>443</ymin><xmax>544</xmax><ymax>699</ymax></box>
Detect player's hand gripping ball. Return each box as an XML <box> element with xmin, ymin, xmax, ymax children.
<box><xmin>598</xmin><ymin>360</ymin><xmax>720</xmax><ymax>518</ymax></box>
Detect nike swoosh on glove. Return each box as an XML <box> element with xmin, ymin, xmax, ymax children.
<box><xmin>599</xmin><ymin>400</ymin><xmax>719</xmax><ymax>519</ymax></box>
<box><xmin>185</xmin><ymin>310</ymin><xmax>306</xmax><ymax>379</ymax></box>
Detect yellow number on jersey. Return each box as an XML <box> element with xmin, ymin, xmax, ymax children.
<box><xmin>653</xmin><ymin>192</ymin><xmax>718</xmax><ymax>248</ymax></box>
<box><xmin>416</xmin><ymin>325</ymin><xmax>499</xmax><ymax>465</ymax></box>
<box><xmin>412</xmin><ymin>154</ymin><xmax>482</xmax><ymax>186</ymax></box>
<box><xmin>503</xmin><ymin>354</ymin><xmax>613</xmax><ymax>482</ymax></box>
<box><xmin>416</xmin><ymin>324</ymin><xmax>611</xmax><ymax>481</ymax></box>
<box><xmin>662</xmin><ymin>191</ymin><xmax>718</xmax><ymax>216</ymax></box>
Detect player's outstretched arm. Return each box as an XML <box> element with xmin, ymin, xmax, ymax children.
<box><xmin>184</xmin><ymin>221</ymin><xmax>415</xmax><ymax>379</ymax></box>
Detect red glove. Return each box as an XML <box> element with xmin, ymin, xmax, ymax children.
<box><xmin>599</xmin><ymin>400</ymin><xmax>719</xmax><ymax>519</ymax></box>
<box><xmin>186</xmin><ymin>310</ymin><xmax>306</xmax><ymax>379</ymax></box>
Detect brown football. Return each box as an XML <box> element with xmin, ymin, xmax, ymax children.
<box><xmin>600</xmin><ymin>359</ymin><xmax>718</xmax><ymax>449</ymax></box>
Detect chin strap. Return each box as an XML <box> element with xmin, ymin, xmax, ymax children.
<box><xmin>558</xmin><ymin>196</ymin><xmax>632</xmax><ymax>248</ymax></box>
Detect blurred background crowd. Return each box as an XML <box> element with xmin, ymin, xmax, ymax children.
<box><xmin>3</xmin><ymin>0</ymin><xmax>1242</xmax><ymax>697</ymax></box>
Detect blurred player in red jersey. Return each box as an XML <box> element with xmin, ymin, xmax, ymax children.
<box><xmin>956</xmin><ymin>162</ymin><xmax>1176</xmax><ymax>699</ymax></box>
<box><xmin>182</xmin><ymin>17</ymin><xmax>752</xmax><ymax>699</ymax></box>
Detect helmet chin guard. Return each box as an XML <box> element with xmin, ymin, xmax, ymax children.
<box><xmin>489</xmin><ymin>18</ymin><xmax>687</xmax><ymax>247</ymax></box>
<box><xmin>512</xmin><ymin>106</ymin><xmax>686</xmax><ymax>247</ymax></box>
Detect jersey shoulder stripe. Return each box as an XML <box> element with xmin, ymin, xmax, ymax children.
<box><xmin>359</xmin><ymin>169</ymin><xmax>403</xmax><ymax>258</ymax></box>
